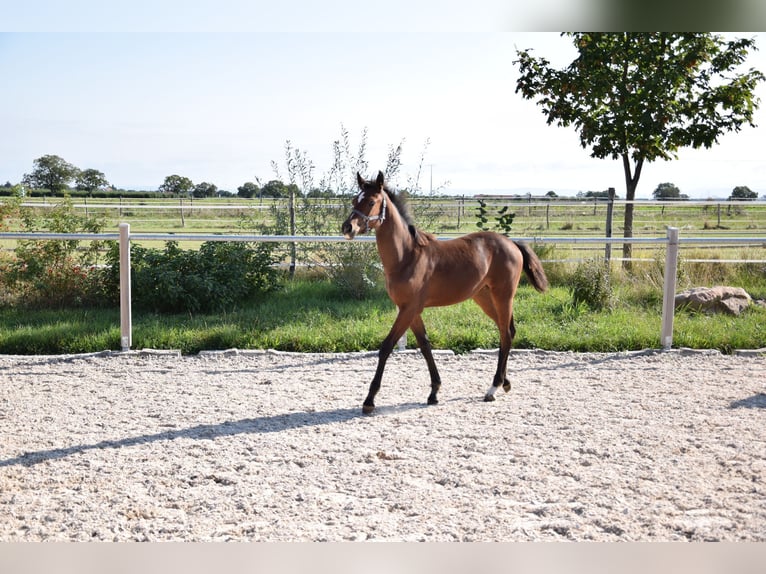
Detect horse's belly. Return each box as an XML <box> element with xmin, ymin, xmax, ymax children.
<box><xmin>423</xmin><ymin>275</ymin><xmax>484</xmax><ymax>307</ymax></box>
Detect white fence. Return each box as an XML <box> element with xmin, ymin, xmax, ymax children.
<box><xmin>2</xmin><ymin>224</ymin><xmax>764</xmax><ymax>352</ymax></box>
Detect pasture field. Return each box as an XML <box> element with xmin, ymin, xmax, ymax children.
<box><xmin>9</xmin><ymin>195</ymin><xmax>766</xmax><ymax>236</ymax></box>
<box><xmin>5</xmin><ymin>195</ymin><xmax>766</xmax><ymax>260</ymax></box>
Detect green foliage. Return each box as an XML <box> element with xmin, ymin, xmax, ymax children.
<box><xmin>103</xmin><ymin>240</ymin><xmax>278</xmax><ymax>314</ymax></box>
<box><xmin>158</xmin><ymin>174</ymin><xmax>194</xmax><ymax>195</ymax></box>
<box><xmin>75</xmin><ymin>168</ymin><xmax>110</xmax><ymax>193</ymax></box>
<box><xmin>259</xmin><ymin>180</ymin><xmax>295</xmax><ymax>198</ymax></box>
<box><xmin>1</xmin><ymin>197</ymin><xmax>107</xmax><ymax>308</ymax></box>
<box><xmin>653</xmin><ymin>182</ymin><xmax>682</xmax><ymax>200</ymax></box>
<box><xmin>321</xmin><ymin>242</ymin><xmax>384</xmax><ymax>300</ymax></box>
<box><xmin>192</xmin><ymin>182</ymin><xmax>218</xmax><ymax>198</ymax></box>
<box><xmin>237</xmin><ymin>181</ymin><xmax>260</xmax><ymax>198</ymax></box>
<box><xmin>730</xmin><ymin>186</ymin><xmax>758</xmax><ymax>200</ymax></box>
<box><xmin>21</xmin><ymin>155</ymin><xmax>80</xmax><ymax>194</ymax></box>
<box><xmin>3</xmin><ymin>281</ymin><xmax>765</xmax><ymax>355</ymax></box>
<box><xmin>475</xmin><ymin>200</ymin><xmax>515</xmax><ymax>235</ymax></box>
<box><xmin>515</xmin><ymin>33</ymin><xmax>764</xmax><ymax>164</ymax></box>
<box><xmin>570</xmin><ymin>258</ymin><xmax>615</xmax><ymax>311</ymax></box>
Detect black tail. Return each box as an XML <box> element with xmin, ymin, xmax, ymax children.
<box><xmin>514</xmin><ymin>241</ymin><xmax>548</xmax><ymax>293</ymax></box>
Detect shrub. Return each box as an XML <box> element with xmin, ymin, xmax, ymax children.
<box><xmin>320</xmin><ymin>242</ymin><xmax>383</xmax><ymax>300</ymax></box>
<box><xmin>102</xmin><ymin>240</ymin><xmax>278</xmax><ymax>313</ymax></box>
<box><xmin>2</xmin><ymin>197</ymin><xmax>108</xmax><ymax>308</ymax></box>
<box><xmin>570</xmin><ymin>258</ymin><xmax>614</xmax><ymax>311</ymax></box>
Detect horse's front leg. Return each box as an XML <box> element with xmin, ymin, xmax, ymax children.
<box><xmin>409</xmin><ymin>314</ymin><xmax>441</xmax><ymax>405</ymax></box>
<box><xmin>363</xmin><ymin>307</ymin><xmax>416</xmax><ymax>415</ymax></box>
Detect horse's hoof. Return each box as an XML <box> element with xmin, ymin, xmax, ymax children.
<box><xmin>503</xmin><ymin>382</ymin><xmax>511</xmax><ymax>393</ymax></box>
<box><xmin>427</xmin><ymin>396</ymin><xmax>439</xmax><ymax>405</ymax></box>
<box><xmin>362</xmin><ymin>404</ymin><xmax>375</xmax><ymax>415</ymax></box>
<box><xmin>483</xmin><ymin>394</ymin><xmax>496</xmax><ymax>402</ymax></box>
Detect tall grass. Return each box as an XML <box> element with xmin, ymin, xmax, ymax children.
<box><xmin>1</xmin><ymin>272</ymin><xmax>764</xmax><ymax>355</ymax></box>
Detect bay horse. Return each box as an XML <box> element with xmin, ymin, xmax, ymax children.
<box><xmin>342</xmin><ymin>171</ymin><xmax>548</xmax><ymax>414</ymax></box>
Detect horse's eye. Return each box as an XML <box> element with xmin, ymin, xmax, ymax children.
<box><xmin>369</xmin><ymin>200</ymin><xmax>375</xmax><ymax>207</ymax></box>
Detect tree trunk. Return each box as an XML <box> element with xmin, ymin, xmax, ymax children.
<box><xmin>621</xmin><ymin>154</ymin><xmax>644</xmax><ymax>271</ymax></box>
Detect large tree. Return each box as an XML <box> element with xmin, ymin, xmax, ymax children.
<box><xmin>730</xmin><ymin>185</ymin><xmax>758</xmax><ymax>200</ymax></box>
<box><xmin>259</xmin><ymin>179</ymin><xmax>296</xmax><ymax>198</ymax></box>
<box><xmin>192</xmin><ymin>181</ymin><xmax>218</xmax><ymax>198</ymax></box>
<box><xmin>75</xmin><ymin>168</ymin><xmax>110</xmax><ymax>193</ymax></box>
<box><xmin>652</xmin><ymin>182</ymin><xmax>683</xmax><ymax>200</ymax></box>
<box><xmin>22</xmin><ymin>154</ymin><xmax>79</xmax><ymax>194</ymax></box>
<box><xmin>515</xmin><ymin>33</ymin><xmax>764</xmax><ymax>265</ymax></box>
<box><xmin>158</xmin><ymin>174</ymin><xmax>194</xmax><ymax>196</ymax></box>
<box><xmin>237</xmin><ymin>181</ymin><xmax>260</xmax><ymax>198</ymax></box>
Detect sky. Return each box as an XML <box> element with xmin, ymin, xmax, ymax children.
<box><xmin>2</xmin><ymin>26</ymin><xmax>766</xmax><ymax>198</ymax></box>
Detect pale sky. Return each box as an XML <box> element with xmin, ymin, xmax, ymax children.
<box><xmin>2</xmin><ymin>28</ymin><xmax>766</xmax><ymax>198</ymax></box>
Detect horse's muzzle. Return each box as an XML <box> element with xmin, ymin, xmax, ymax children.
<box><xmin>341</xmin><ymin>219</ymin><xmax>355</xmax><ymax>240</ymax></box>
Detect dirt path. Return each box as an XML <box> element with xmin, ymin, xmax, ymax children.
<box><xmin>0</xmin><ymin>348</ymin><xmax>764</xmax><ymax>541</ymax></box>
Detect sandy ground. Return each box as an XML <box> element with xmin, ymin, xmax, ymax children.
<box><xmin>0</xmin><ymin>347</ymin><xmax>764</xmax><ymax>541</ymax></box>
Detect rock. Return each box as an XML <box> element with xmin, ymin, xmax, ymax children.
<box><xmin>675</xmin><ymin>286</ymin><xmax>752</xmax><ymax>316</ymax></box>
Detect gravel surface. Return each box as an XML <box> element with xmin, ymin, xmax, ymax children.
<box><xmin>1</xmin><ymin>348</ymin><xmax>765</xmax><ymax>541</ymax></box>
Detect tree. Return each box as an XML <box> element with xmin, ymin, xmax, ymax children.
<box><xmin>730</xmin><ymin>185</ymin><xmax>757</xmax><ymax>200</ymax></box>
<box><xmin>75</xmin><ymin>168</ymin><xmax>110</xmax><ymax>193</ymax></box>
<box><xmin>158</xmin><ymin>175</ymin><xmax>194</xmax><ymax>196</ymax></box>
<box><xmin>515</xmin><ymin>33</ymin><xmax>764</xmax><ymax>266</ymax></box>
<box><xmin>192</xmin><ymin>181</ymin><xmax>218</xmax><ymax>198</ymax></box>
<box><xmin>652</xmin><ymin>182</ymin><xmax>682</xmax><ymax>200</ymax></box>
<box><xmin>22</xmin><ymin>155</ymin><xmax>79</xmax><ymax>194</ymax></box>
<box><xmin>259</xmin><ymin>180</ymin><xmax>293</xmax><ymax>198</ymax></box>
<box><xmin>237</xmin><ymin>181</ymin><xmax>260</xmax><ymax>198</ymax></box>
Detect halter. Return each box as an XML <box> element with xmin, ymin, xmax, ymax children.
<box><xmin>352</xmin><ymin>193</ymin><xmax>387</xmax><ymax>232</ymax></box>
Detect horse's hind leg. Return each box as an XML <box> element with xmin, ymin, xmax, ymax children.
<box><xmin>474</xmin><ymin>286</ymin><xmax>516</xmax><ymax>402</ymax></box>
<box><xmin>410</xmin><ymin>314</ymin><xmax>441</xmax><ymax>405</ymax></box>
<box><xmin>501</xmin><ymin>315</ymin><xmax>516</xmax><ymax>392</ymax></box>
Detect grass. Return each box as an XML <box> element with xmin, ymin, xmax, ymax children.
<box><xmin>2</xmin><ymin>196</ymin><xmax>765</xmax><ymax>354</ymax></box>
<box><xmin>1</xmin><ymin>278</ymin><xmax>764</xmax><ymax>355</ymax></box>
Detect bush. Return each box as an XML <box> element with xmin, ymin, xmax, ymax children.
<box><xmin>570</xmin><ymin>258</ymin><xmax>614</xmax><ymax>311</ymax></box>
<box><xmin>321</xmin><ymin>242</ymin><xmax>383</xmax><ymax>300</ymax></box>
<box><xmin>1</xmin><ymin>197</ymin><xmax>108</xmax><ymax>308</ymax></box>
<box><xmin>102</xmin><ymin>240</ymin><xmax>279</xmax><ymax>313</ymax></box>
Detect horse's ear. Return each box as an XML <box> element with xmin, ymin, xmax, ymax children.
<box><xmin>376</xmin><ymin>171</ymin><xmax>385</xmax><ymax>188</ymax></box>
<box><xmin>356</xmin><ymin>172</ymin><xmax>365</xmax><ymax>189</ymax></box>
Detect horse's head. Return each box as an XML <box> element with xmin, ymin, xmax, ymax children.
<box><xmin>341</xmin><ymin>170</ymin><xmax>388</xmax><ymax>239</ymax></box>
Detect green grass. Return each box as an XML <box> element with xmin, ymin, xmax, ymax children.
<box><xmin>1</xmin><ymin>279</ymin><xmax>764</xmax><ymax>355</ymax></box>
<box><xmin>2</xmin><ymin>194</ymin><xmax>765</xmax><ymax>354</ymax></box>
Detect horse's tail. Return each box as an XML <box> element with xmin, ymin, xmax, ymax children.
<box><xmin>514</xmin><ymin>241</ymin><xmax>549</xmax><ymax>293</ymax></box>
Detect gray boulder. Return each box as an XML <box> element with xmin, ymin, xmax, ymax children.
<box><xmin>675</xmin><ymin>286</ymin><xmax>752</xmax><ymax>316</ymax></box>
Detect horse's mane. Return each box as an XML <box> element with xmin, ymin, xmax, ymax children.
<box><xmin>384</xmin><ymin>186</ymin><xmax>436</xmax><ymax>247</ymax></box>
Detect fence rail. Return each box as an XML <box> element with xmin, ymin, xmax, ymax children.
<box><xmin>1</xmin><ymin>225</ymin><xmax>765</xmax><ymax>353</ymax></box>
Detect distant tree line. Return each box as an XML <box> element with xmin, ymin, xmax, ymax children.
<box><xmin>2</xmin><ymin>154</ymin><xmax>350</xmax><ymax>199</ymax></box>
<box><xmin>3</xmin><ymin>154</ymin><xmax>763</xmax><ymax>201</ymax></box>
<box><xmin>651</xmin><ymin>182</ymin><xmax>759</xmax><ymax>201</ymax></box>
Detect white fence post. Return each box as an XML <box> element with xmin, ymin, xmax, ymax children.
<box><xmin>660</xmin><ymin>227</ymin><xmax>680</xmax><ymax>350</ymax></box>
<box><xmin>119</xmin><ymin>223</ymin><xmax>132</xmax><ymax>352</ymax></box>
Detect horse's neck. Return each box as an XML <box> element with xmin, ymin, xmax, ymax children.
<box><xmin>375</xmin><ymin>197</ymin><xmax>414</xmax><ymax>271</ymax></box>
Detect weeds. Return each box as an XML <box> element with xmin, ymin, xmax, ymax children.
<box><xmin>570</xmin><ymin>258</ymin><xmax>615</xmax><ymax>311</ymax></box>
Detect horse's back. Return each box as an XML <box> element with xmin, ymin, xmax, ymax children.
<box><xmin>413</xmin><ymin>232</ymin><xmax>524</xmax><ymax>306</ymax></box>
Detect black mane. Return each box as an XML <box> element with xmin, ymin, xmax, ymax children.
<box><xmin>383</xmin><ymin>185</ymin><xmax>434</xmax><ymax>245</ymax></box>
<box><xmin>384</xmin><ymin>186</ymin><xmax>417</xmax><ymax>233</ymax></box>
